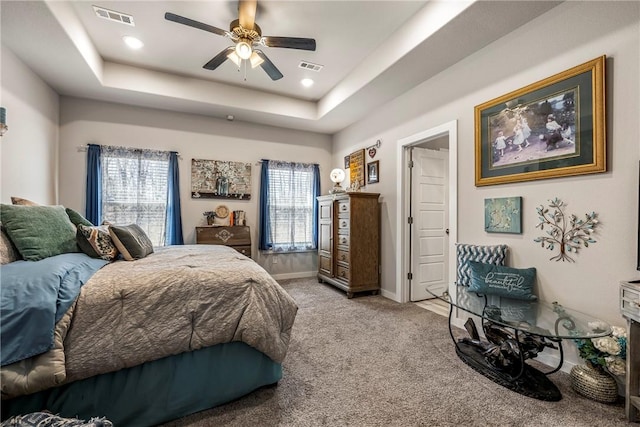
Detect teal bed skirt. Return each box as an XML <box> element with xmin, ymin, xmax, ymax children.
<box><xmin>2</xmin><ymin>342</ymin><xmax>282</xmax><ymax>426</ymax></box>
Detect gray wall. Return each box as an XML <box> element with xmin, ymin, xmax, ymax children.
<box><xmin>1</xmin><ymin>45</ymin><xmax>59</xmax><ymax>205</ymax></box>
<box><xmin>57</xmin><ymin>97</ymin><xmax>333</xmax><ymax>278</ymax></box>
<box><xmin>333</xmin><ymin>1</ymin><xmax>639</xmax><ymax>332</ymax></box>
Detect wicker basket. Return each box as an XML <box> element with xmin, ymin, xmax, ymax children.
<box><xmin>569</xmin><ymin>363</ymin><xmax>618</xmax><ymax>403</ymax></box>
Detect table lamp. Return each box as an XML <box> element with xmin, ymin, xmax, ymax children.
<box><xmin>329</xmin><ymin>168</ymin><xmax>346</xmax><ymax>194</ymax></box>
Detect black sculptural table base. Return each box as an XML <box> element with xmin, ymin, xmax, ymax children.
<box><xmin>455</xmin><ymin>341</ymin><xmax>562</xmax><ymax>401</ymax></box>
<box><xmin>435</xmin><ymin>285</ymin><xmax>611</xmax><ymax>402</ymax></box>
<box><xmin>446</xmin><ymin>308</ymin><xmax>564</xmax><ymax>401</ymax></box>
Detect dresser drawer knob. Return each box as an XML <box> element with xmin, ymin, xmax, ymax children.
<box><xmin>341</xmin><ymin>221</ymin><xmax>347</xmax><ymax>227</ymax></box>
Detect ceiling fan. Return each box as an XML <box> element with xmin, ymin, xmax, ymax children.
<box><xmin>165</xmin><ymin>0</ymin><xmax>316</xmax><ymax>81</ymax></box>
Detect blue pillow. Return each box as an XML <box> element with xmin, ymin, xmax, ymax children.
<box><xmin>468</xmin><ymin>261</ymin><xmax>537</xmax><ymax>301</ymax></box>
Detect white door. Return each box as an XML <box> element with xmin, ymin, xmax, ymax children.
<box><xmin>410</xmin><ymin>148</ymin><xmax>449</xmax><ymax>301</ymax></box>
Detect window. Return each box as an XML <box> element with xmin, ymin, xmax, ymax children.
<box><xmin>259</xmin><ymin>160</ymin><xmax>320</xmax><ymax>252</ymax></box>
<box><xmin>86</xmin><ymin>144</ymin><xmax>183</xmax><ymax>246</ymax></box>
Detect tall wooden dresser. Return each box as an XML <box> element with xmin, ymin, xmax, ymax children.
<box><xmin>317</xmin><ymin>192</ymin><xmax>380</xmax><ymax>298</ymax></box>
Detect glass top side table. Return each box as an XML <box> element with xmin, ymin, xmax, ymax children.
<box><xmin>427</xmin><ymin>285</ymin><xmax>612</xmax><ymax>401</ymax></box>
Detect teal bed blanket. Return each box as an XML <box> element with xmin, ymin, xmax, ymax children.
<box><xmin>0</xmin><ymin>253</ymin><xmax>108</xmax><ymax>366</ymax></box>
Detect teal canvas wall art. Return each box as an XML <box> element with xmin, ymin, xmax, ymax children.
<box><xmin>484</xmin><ymin>197</ymin><xmax>522</xmax><ymax>234</ymax></box>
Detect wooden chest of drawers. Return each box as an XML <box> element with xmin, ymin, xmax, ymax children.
<box><xmin>316</xmin><ymin>192</ymin><xmax>380</xmax><ymax>298</ymax></box>
<box><xmin>195</xmin><ymin>226</ymin><xmax>252</xmax><ymax>258</ymax></box>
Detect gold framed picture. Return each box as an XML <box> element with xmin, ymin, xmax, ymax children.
<box><xmin>475</xmin><ymin>56</ymin><xmax>606</xmax><ymax>186</ymax></box>
<box><xmin>349</xmin><ymin>149</ymin><xmax>365</xmax><ymax>188</ymax></box>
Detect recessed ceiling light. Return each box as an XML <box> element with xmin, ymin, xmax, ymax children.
<box><xmin>123</xmin><ymin>36</ymin><xmax>144</xmax><ymax>49</ymax></box>
<box><xmin>301</xmin><ymin>78</ymin><xmax>314</xmax><ymax>87</ymax></box>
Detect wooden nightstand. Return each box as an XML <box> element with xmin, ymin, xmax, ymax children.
<box><xmin>621</xmin><ymin>280</ymin><xmax>640</xmax><ymax>422</ymax></box>
<box><xmin>196</xmin><ymin>225</ymin><xmax>252</xmax><ymax>258</ymax></box>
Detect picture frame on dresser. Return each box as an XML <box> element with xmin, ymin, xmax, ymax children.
<box><xmin>349</xmin><ymin>149</ymin><xmax>365</xmax><ymax>188</ymax></box>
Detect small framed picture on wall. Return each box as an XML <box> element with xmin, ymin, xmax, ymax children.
<box><xmin>367</xmin><ymin>160</ymin><xmax>379</xmax><ymax>184</ymax></box>
<box><xmin>344</xmin><ymin>155</ymin><xmax>350</xmax><ymax>169</ymax></box>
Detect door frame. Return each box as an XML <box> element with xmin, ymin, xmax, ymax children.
<box><xmin>396</xmin><ymin>120</ymin><xmax>458</xmax><ymax>303</ymax></box>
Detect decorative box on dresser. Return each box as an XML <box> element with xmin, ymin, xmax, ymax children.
<box><xmin>620</xmin><ymin>280</ymin><xmax>640</xmax><ymax>422</ymax></box>
<box><xmin>316</xmin><ymin>192</ymin><xmax>380</xmax><ymax>298</ymax></box>
<box><xmin>196</xmin><ymin>225</ymin><xmax>252</xmax><ymax>258</ymax></box>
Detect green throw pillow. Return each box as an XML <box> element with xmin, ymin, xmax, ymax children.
<box><xmin>468</xmin><ymin>261</ymin><xmax>537</xmax><ymax>301</ymax></box>
<box><xmin>108</xmin><ymin>224</ymin><xmax>154</xmax><ymax>261</ymax></box>
<box><xmin>0</xmin><ymin>204</ymin><xmax>79</xmax><ymax>261</ymax></box>
<box><xmin>66</xmin><ymin>208</ymin><xmax>94</xmax><ymax>227</ymax></box>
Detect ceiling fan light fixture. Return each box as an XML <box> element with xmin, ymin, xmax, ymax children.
<box><xmin>249</xmin><ymin>51</ymin><xmax>264</xmax><ymax>68</ymax></box>
<box><xmin>235</xmin><ymin>40</ymin><xmax>253</xmax><ymax>60</ymax></box>
<box><xmin>227</xmin><ymin>51</ymin><xmax>242</xmax><ymax>67</ymax></box>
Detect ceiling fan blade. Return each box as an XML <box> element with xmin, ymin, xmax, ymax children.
<box><xmin>203</xmin><ymin>47</ymin><xmax>235</xmax><ymax>70</ymax></box>
<box><xmin>165</xmin><ymin>12</ymin><xmax>228</xmax><ymax>37</ymax></box>
<box><xmin>262</xmin><ymin>36</ymin><xmax>316</xmax><ymax>51</ymax></box>
<box><xmin>238</xmin><ymin>0</ymin><xmax>257</xmax><ymax>30</ymax></box>
<box><xmin>255</xmin><ymin>50</ymin><xmax>283</xmax><ymax>81</ymax></box>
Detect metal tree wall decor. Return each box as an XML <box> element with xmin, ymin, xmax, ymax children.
<box><xmin>534</xmin><ymin>198</ymin><xmax>599</xmax><ymax>262</ymax></box>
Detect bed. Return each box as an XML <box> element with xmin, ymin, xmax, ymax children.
<box><xmin>0</xmin><ymin>210</ymin><xmax>298</xmax><ymax>427</ymax></box>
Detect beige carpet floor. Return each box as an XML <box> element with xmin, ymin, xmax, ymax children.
<box><xmin>162</xmin><ymin>278</ymin><xmax>629</xmax><ymax>427</ymax></box>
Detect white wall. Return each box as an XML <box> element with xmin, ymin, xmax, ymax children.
<box><xmin>0</xmin><ymin>45</ymin><xmax>59</xmax><ymax>205</ymax></box>
<box><xmin>333</xmin><ymin>0</ymin><xmax>640</xmax><ymax>336</ymax></box>
<box><xmin>58</xmin><ymin>97</ymin><xmax>332</xmax><ymax>276</ymax></box>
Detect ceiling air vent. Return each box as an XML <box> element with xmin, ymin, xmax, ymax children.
<box><xmin>298</xmin><ymin>61</ymin><xmax>323</xmax><ymax>72</ymax></box>
<box><xmin>93</xmin><ymin>5</ymin><xmax>135</xmax><ymax>26</ymax></box>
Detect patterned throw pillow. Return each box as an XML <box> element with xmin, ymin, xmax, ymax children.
<box><xmin>468</xmin><ymin>261</ymin><xmax>537</xmax><ymax>301</ymax></box>
<box><xmin>0</xmin><ymin>224</ymin><xmax>21</xmax><ymax>264</ymax></box>
<box><xmin>1</xmin><ymin>412</ymin><xmax>113</xmax><ymax>427</ymax></box>
<box><xmin>77</xmin><ymin>224</ymin><xmax>119</xmax><ymax>261</ymax></box>
<box><xmin>108</xmin><ymin>224</ymin><xmax>154</xmax><ymax>261</ymax></box>
<box><xmin>10</xmin><ymin>196</ymin><xmax>40</xmax><ymax>206</ymax></box>
<box><xmin>455</xmin><ymin>243</ymin><xmax>508</xmax><ymax>287</ymax></box>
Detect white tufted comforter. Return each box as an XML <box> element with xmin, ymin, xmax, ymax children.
<box><xmin>1</xmin><ymin>245</ymin><xmax>297</xmax><ymax>399</ymax></box>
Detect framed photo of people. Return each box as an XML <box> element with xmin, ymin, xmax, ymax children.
<box><xmin>474</xmin><ymin>56</ymin><xmax>606</xmax><ymax>186</ymax></box>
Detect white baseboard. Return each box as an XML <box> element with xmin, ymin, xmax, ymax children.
<box><xmin>415</xmin><ymin>299</ymin><xmax>449</xmax><ymax>318</ymax></box>
<box><xmin>271</xmin><ymin>271</ymin><xmax>317</xmax><ymax>281</ymax></box>
<box><xmin>380</xmin><ymin>288</ymin><xmax>397</xmax><ymax>300</ymax></box>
